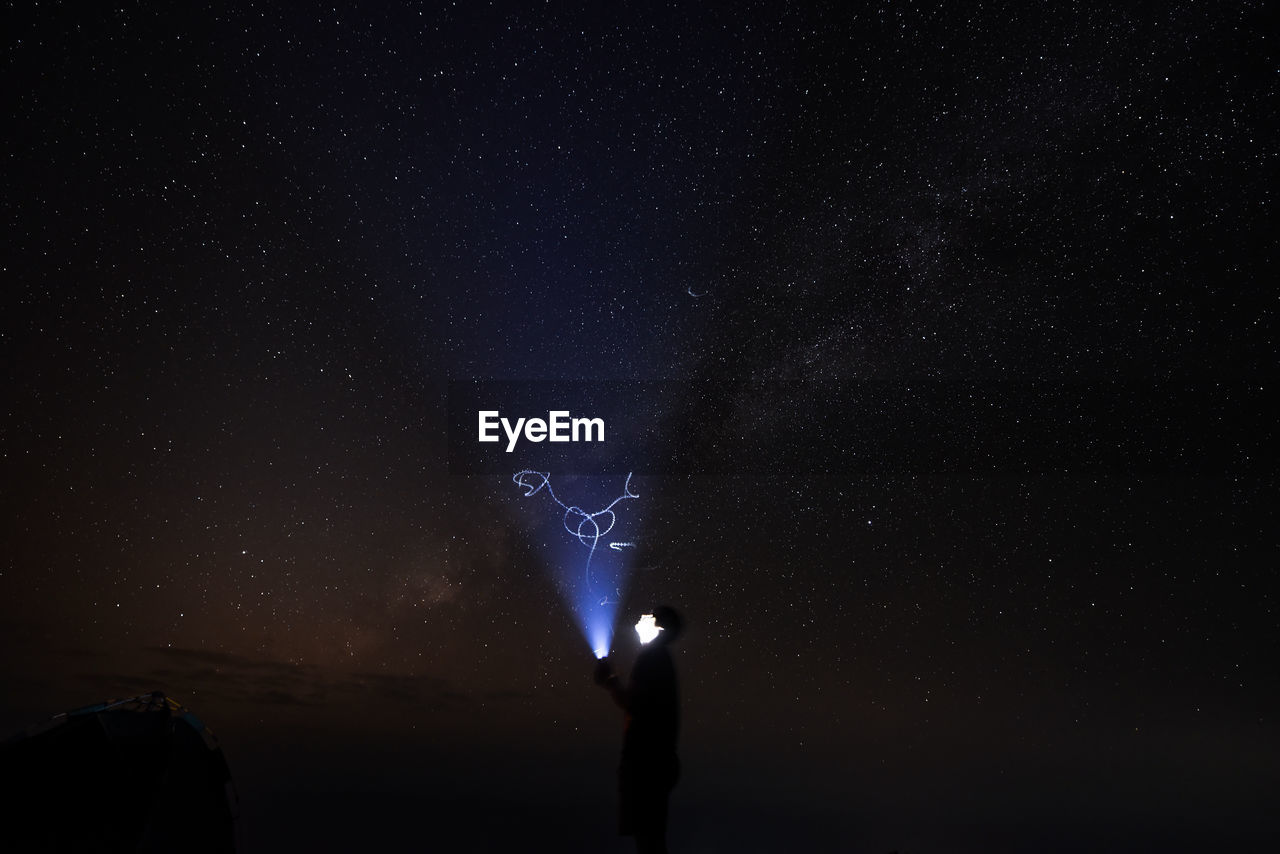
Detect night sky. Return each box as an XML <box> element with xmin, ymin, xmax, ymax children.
<box><xmin>2</xmin><ymin>2</ymin><xmax>1275</xmax><ymax>851</ymax></box>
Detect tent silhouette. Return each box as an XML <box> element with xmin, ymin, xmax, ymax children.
<box><xmin>1</xmin><ymin>691</ymin><xmax>238</xmax><ymax>852</ymax></box>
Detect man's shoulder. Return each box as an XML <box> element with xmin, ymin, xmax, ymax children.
<box><xmin>634</xmin><ymin>644</ymin><xmax>674</xmax><ymax>674</ymax></box>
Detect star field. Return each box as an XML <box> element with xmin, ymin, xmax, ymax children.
<box><xmin>2</xmin><ymin>3</ymin><xmax>1274</xmax><ymax>851</ymax></box>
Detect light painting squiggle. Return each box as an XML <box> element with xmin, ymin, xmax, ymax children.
<box><xmin>512</xmin><ymin>470</ymin><xmax>639</xmax><ymax>585</ymax></box>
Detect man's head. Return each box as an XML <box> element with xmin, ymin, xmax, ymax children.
<box><xmin>652</xmin><ymin>605</ymin><xmax>683</xmax><ymax>644</ymax></box>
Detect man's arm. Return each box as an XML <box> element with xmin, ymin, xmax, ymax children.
<box><xmin>593</xmin><ymin>658</ymin><xmax>630</xmax><ymax>710</ymax></box>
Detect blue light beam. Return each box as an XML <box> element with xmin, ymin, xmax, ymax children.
<box><xmin>513</xmin><ymin>471</ymin><xmax>640</xmax><ymax>657</ymax></box>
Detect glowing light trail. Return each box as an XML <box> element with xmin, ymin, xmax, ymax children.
<box><xmin>513</xmin><ymin>470</ymin><xmax>639</xmax><ymax>585</ymax></box>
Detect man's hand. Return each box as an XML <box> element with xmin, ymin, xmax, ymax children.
<box><xmin>593</xmin><ymin>657</ymin><xmax>616</xmax><ymax>686</ymax></box>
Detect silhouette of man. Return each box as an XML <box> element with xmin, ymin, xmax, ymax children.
<box><xmin>594</xmin><ymin>606</ymin><xmax>682</xmax><ymax>854</ymax></box>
